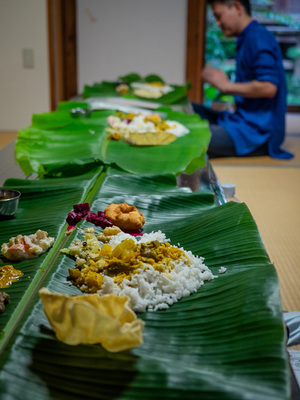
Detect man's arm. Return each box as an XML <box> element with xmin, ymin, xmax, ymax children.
<box><xmin>202</xmin><ymin>67</ymin><xmax>277</xmax><ymax>98</ymax></box>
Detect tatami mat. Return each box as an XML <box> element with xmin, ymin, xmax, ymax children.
<box><xmin>213</xmin><ymin>165</ymin><xmax>300</xmax><ymax>312</ymax></box>
<box><xmin>211</xmin><ymin>127</ymin><xmax>300</xmax><ymax>312</ymax></box>
<box><xmin>211</xmin><ymin>133</ymin><xmax>300</xmax><ymax>167</ymax></box>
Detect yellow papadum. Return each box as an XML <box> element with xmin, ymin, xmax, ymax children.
<box><xmin>133</xmin><ymin>88</ymin><xmax>163</xmax><ymax>99</ymax></box>
<box><xmin>39</xmin><ymin>288</ymin><xmax>144</xmax><ymax>352</ymax></box>
<box><xmin>124</xmin><ymin>130</ymin><xmax>177</xmax><ymax>146</ymax></box>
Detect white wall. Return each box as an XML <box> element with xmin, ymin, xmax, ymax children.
<box><xmin>0</xmin><ymin>0</ymin><xmax>187</xmax><ymax>131</ymax></box>
<box><xmin>77</xmin><ymin>0</ymin><xmax>187</xmax><ymax>93</ymax></box>
<box><xmin>0</xmin><ymin>0</ymin><xmax>50</xmax><ymax>131</ymax></box>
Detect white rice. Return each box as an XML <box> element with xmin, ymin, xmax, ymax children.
<box><xmin>125</xmin><ymin>115</ymin><xmax>156</xmax><ymax>133</ymax></box>
<box><xmin>165</xmin><ymin>120</ymin><xmax>190</xmax><ymax>137</ymax></box>
<box><xmin>108</xmin><ymin>230</ymin><xmax>169</xmax><ymax>248</ymax></box>
<box><xmin>97</xmin><ymin>231</ymin><xmax>215</xmax><ymax>312</ymax></box>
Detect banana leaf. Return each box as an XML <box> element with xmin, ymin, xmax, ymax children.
<box><xmin>15</xmin><ymin>103</ymin><xmax>211</xmax><ymax>178</ymax></box>
<box><xmin>0</xmin><ymin>169</ymin><xmax>289</xmax><ymax>399</ymax></box>
<box><xmin>119</xmin><ymin>73</ymin><xmax>143</xmax><ymax>83</ymax></box>
<box><xmin>0</xmin><ymin>167</ymin><xmax>105</xmax><ymax>345</ymax></box>
<box><xmin>82</xmin><ymin>72</ymin><xmax>189</xmax><ymax>106</ymax></box>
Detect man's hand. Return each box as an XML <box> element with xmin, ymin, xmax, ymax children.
<box><xmin>202</xmin><ymin>66</ymin><xmax>277</xmax><ymax>98</ymax></box>
<box><xmin>202</xmin><ymin>67</ymin><xmax>230</xmax><ymax>93</ymax></box>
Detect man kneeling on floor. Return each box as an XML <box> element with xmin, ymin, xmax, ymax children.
<box><xmin>193</xmin><ymin>0</ymin><xmax>293</xmax><ymax>160</ymax></box>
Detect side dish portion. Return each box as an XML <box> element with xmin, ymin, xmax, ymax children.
<box><xmin>1</xmin><ymin>230</ymin><xmax>55</xmax><ymax>261</ymax></box>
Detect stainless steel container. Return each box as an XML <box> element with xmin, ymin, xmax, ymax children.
<box><xmin>0</xmin><ymin>188</ymin><xmax>21</xmax><ymax>216</ymax></box>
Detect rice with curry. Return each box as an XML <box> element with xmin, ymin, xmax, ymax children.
<box><xmin>62</xmin><ymin>227</ymin><xmax>215</xmax><ymax>312</ymax></box>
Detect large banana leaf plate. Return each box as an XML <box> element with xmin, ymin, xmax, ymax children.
<box><xmin>82</xmin><ymin>72</ymin><xmax>189</xmax><ymax>106</ymax></box>
<box><xmin>15</xmin><ymin>102</ymin><xmax>211</xmax><ymax>178</ymax></box>
<box><xmin>0</xmin><ymin>168</ymin><xmax>289</xmax><ymax>399</ymax></box>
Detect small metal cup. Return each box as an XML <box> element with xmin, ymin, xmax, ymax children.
<box><xmin>0</xmin><ymin>188</ymin><xmax>21</xmax><ymax>217</ymax></box>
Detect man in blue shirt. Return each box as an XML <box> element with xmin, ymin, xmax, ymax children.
<box><xmin>193</xmin><ymin>0</ymin><xmax>293</xmax><ymax>159</ymax></box>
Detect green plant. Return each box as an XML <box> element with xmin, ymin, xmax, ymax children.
<box><xmin>287</xmin><ymin>46</ymin><xmax>300</xmax><ymax>60</ymax></box>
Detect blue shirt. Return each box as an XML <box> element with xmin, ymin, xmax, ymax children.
<box><xmin>217</xmin><ymin>20</ymin><xmax>293</xmax><ymax>159</ymax></box>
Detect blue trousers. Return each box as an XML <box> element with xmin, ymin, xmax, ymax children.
<box><xmin>192</xmin><ymin>103</ymin><xmax>268</xmax><ymax>158</ymax></box>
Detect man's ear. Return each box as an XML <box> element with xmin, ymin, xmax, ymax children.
<box><xmin>232</xmin><ymin>0</ymin><xmax>244</xmax><ymax>15</ymax></box>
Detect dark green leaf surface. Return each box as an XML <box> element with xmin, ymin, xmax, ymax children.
<box><xmin>119</xmin><ymin>72</ymin><xmax>143</xmax><ymax>83</ymax></box>
<box><xmin>0</xmin><ymin>168</ymin><xmax>104</xmax><ymax>348</ymax></box>
<box><xmin>15</xmin><ymin>107</ymin><xmax>111</xmax><ymax>177</ymax></box>
<box><xmin>0</xmin><ymin>170</ymin><xmax>289</xmax><ymax>400</ymax></box>
<box><xmin>15</xmin><ymin>104</ymin><xmax>211</xmax><ymax>177</ymax></box>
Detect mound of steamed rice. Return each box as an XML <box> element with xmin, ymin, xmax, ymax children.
<box><xmin>96</xmin><ymin>231</ymin><xmax>215</xmax><ymax>312</ymax></box>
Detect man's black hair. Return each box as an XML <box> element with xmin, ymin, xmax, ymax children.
<box><xmin>207</xmin><ymin>0</ymin><xmax>252</xmax><ymax>16</ymax></box>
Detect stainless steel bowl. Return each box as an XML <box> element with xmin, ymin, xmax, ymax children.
<box><xmin>0</xmin><ymin>188</ymin><xmax>21</xmax><ymax>217</ymax></box>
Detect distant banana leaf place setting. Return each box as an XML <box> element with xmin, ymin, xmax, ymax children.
<box><xmin>82</xmin><ymin>72</ymin><xmax>191</xmax><ymax>107</ymax></box>
<box><xmin>0</xmin><ymin>72</ymin><xmax>291</xmax><ymax>400</ymax></box>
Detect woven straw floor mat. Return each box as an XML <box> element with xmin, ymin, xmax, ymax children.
<box><xmin>212</xmin><ymin>164</ymin><xmax>300</xmax><ymax>312</ymax></box>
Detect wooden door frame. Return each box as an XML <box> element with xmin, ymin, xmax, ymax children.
<box><xmin>47</xmin><ymin>0</ymin><xmax>77</xmax><ymax>111</ymax></box>
<box><xmin>185</xmin><ymin>0</ymin><xmax>207</xmax><ymax>103</ymax></box>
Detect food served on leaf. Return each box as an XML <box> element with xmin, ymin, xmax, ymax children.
<box><xmin>104</xmin><ymin>202</ymin><xmax>145</xmax><ymax>231</ymax></box>
<box><xmin>97</xmin><ymin>226</ymin><xmax>122</xmax><ymax>242</ymax></box>
<box><xmin>66</xmin><ymin>202</ymin><xmax>143</xmax><ymax>235</ymax></box>
<box><xmin>66</xmin><ymin>202</ymin><xmax>113</xmax><ymax>233</ymax></box>
<box><xmin>0</xmin><ymin>265</ymin><xmax>23</xmax><ymax>288</ymax></box>
<box><xmin>115</xmin><ymin>77</ymin><xmax>174</xmax><ymax>99</ymax></box>
<box><xmin>61</xmin><ymin>228</ymin><xmax>215</xmax><ymax>312</ymax></box>
<box><xmin>1</xmin><ymin>230</ymin><xmax>55</xmax><ymax>261</ymax></box>
<box><xmin>39</xmin><ymin>288</ymin><xmax>144</xmax><ymax>351</ymax></box>
<box><xmin>0</xmin><ymin>291</ymin><xmax>10</xmax><ymax>314</ymax></box>
<box><xmin>106</xmin><ymin>112</ymin><xmax>189</xmax><ymax>146</ymax></box>
<box><xmin>130</xmin><ymin>81</ymin><xmax>174</xmax><ymax>99</ymax></box>
<box><xmin>115</xmin><ymin>83</ymin><xmax>130</xmax><ymax>94</ymax></box>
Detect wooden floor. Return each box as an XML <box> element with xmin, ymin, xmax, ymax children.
<box><xmin>1</xmin><ymin>130</ymin><xmax>300</xmax><ymax>313</ymax></box>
